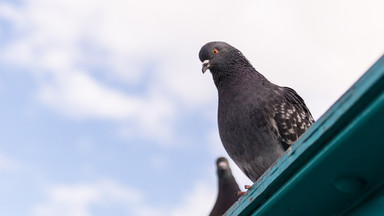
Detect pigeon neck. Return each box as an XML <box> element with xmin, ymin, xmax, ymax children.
<box><xmin>218</xmin><ymin>175</ymin><xmax>239</xmax><ymax>193</ymax></box>
<box><xmin>214</xmin><ymin>68</ymin><xmax>268</xmax><ymax>96</ymax></box>
<box><xmin>213</xmin><ymin>67</ymin><xmax>247</xmax><ymax>87</ymax></box>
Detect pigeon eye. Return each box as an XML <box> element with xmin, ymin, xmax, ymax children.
<box><xmin>212</xmin><ymin>48</ymin><xmax>218</xmax><ymax>55</ymax></box>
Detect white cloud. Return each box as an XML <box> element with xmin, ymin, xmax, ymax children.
<box><xmin>207</xmin><ymin>128</ymin><xmax>226</xmax><ymax>157</ymax></box>
<box><xmin>38</xmin><ymin>72</ymin><xmax>141</xmax><ymax>119</ymax></box>
<box><xmin>32</xmin><ymin>180</ymin><xmax>144</xmax><ymax>216</ymax></box>
<box><xmin>169</xmin><ymin>181</ymin><xmax>216</xmax><ymax>216</ymax></box>
<box><xmin>31</xmin><ymin>179</ymin><xmax>216</xmax><ymax>216</ymax></box>
<box><xmin>36</xmin><ymin>70</ymin><xmax>176</xmax><ymax>143</ymax></box>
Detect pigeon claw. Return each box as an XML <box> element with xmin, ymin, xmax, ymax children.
<box><xmin>202</xmin><ymin>60</ymin><xmax>210</xmax><ymax>73</ymax></box>
<box><xmin>235</xmin><ymin>185</ymin><xmax>252</xmax><ymax>196</ymax></box>
<box><xmin>236</xmin><ymin>191</ymin><xmax>246</xmax><ymax>196</ymax></box>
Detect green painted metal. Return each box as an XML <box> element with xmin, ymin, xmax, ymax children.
<box><xmin>348</xmin><ymin>186</ymin><xmax>384</xmax><ymax>215</ymax></box>
<box><xmin>225</xmin><ymin>54</ymin><xmax>384</xmax><ymax>216</ymax></box>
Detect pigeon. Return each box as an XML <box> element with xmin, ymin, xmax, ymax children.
<box><xmin>199</xmin><ymin>41</ymin><xmax>314</xmax><ymax>182</ymax></box>
<box><xmin>210</xmin><ymin>157</ymin><xmax>241</xmax><ymax>216</ymax></box>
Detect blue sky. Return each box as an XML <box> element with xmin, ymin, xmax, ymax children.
<box><xmin>1</xmin><ymin>0</ymin><xmax>384</xmax><ymax>215</ymax></box>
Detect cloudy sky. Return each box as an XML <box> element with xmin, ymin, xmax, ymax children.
<box><xmin>0</xmin><ymin>0</ymin><xmax>383</xmax><ymax>215</ymax></box>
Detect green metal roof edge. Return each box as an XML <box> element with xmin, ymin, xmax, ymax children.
<box><xmin>253</xmin><ymin>86</ymin><xmax>384</xmax><ymax>215</ymax></box>
<box><xmin>225</xmin><ymin>54</ymin><xmax>384</xmax><ymax>216</ymax></box>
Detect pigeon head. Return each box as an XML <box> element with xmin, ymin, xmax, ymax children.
<box><xmin>199</xmin><ymin>41</ymin><xmax>250</xmax><ymax>75</ymax></box>
<box><xmin>216</xmin><ymin>157</ymin><xmax>233</xmax><ymax>179</ymax></box>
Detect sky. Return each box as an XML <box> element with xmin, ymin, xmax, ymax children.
<box><xmin>0</xmin><ymin>0</ymin><xmax>383</xmax><ymax>215</ymax></box>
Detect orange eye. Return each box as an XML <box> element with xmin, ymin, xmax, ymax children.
<box><xmin>212</xmin><ymin>48</ymin><xmax>218</xmax><ymax>55</ymax></box>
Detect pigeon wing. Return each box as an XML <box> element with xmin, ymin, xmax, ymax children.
<box><xmin>273</xmin><ymin>87</ymin><xmax>314</xmax><ymax>150</ymax></box>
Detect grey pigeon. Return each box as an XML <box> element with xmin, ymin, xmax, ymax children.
<box><xmin>210</xmin><ymin>157</ymin><xmax>241</xmax><ymax>216</ymax></box>
<box><xmin>199</xmin><ymin>41</ymin><xmax>314</xmax><ymax>182</ymax></box>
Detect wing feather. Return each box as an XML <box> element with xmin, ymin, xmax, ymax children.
<box><xmin>273</xmin><ymin>87</ymin><xmax>314</xmax><ymax>150</ymax></box>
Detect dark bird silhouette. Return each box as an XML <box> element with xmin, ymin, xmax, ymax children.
<box><xmin>199</xmin><ymin>41</ymin><xmax>314</xmax><ymax>182</ymax></box>
<box><xmin>210</xmin><ymin>157</ymin><xmax>241</xmax><ymax>216</ymax></box>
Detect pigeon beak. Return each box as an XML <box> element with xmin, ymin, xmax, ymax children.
<box><xmin>202</xmin><ymin>60</ymin><xmax>210</xmax><ymax>73</ymax></box>
<box><xmin>218</xmin><ymin>161</ymin><xmax>228</xmax><ymax>169</ymax></box>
